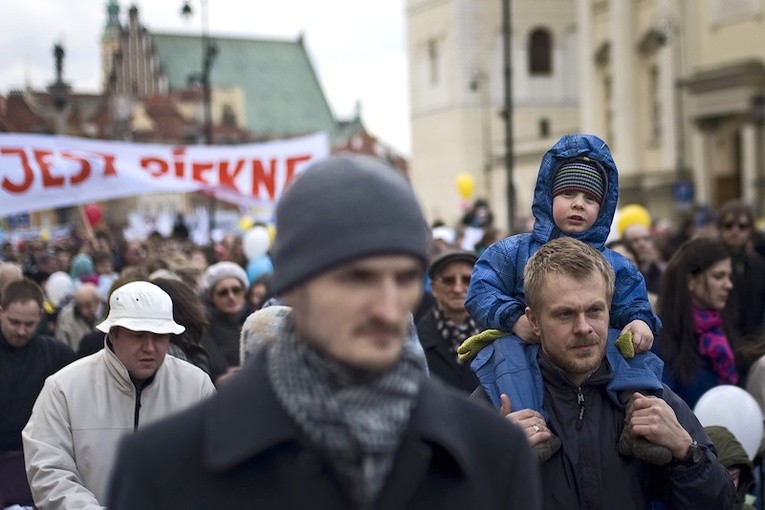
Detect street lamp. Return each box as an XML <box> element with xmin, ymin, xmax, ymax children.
<box><xmin>181</xmin><ymin>0</ymin><xmax>217</xmax><ymax>145</ymax></box>
<box><xmin>181</xmin><ymin>0</ymin><xmax>218</xmax><ymax>236</ymax></box>
<box><xmin>502</xmin><ymin>0</ymin><xmax>516</xmax><ymax>232</ymax></box>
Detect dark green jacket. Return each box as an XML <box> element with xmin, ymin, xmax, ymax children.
<box><xmin>704</xmin><ymin>425</ymin><xmax>755</xmax><ymax>510</ymax></box>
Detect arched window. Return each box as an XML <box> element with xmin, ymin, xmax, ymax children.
<box><xmin>539</xmin><ymin>118</ymin><xmax>550</xmax><ymax>138</ymax></box>
<box><xmin>529</xmin><ymin>28</ymin><xmax>552</xmax><ymax>75</ymax></box>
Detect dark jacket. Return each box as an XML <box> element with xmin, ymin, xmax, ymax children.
<box><xmin>200</xmin><ymin>307</ymin><xmax>248</xmax><ymax>382</ymax></box>
<box><xmin>416</xmin><ymin>308</ymin><xmax>479</xmax><ymax>394</ymax></box>
<box><xmin>704</xmin><ymin>425</ymin><xmax>755</xmax><ymax>510</ymax></box>
<box><xmin>0</xmin><ymin>331</ymin><xmax>74</xmax><ymax>452</ymax></box>
<box><xmin>473</xmin><ymin>342</ymin><xmax>735</xmax><ymax>509</ymax></box>
<box><xmin>538</xmin><ymin>356</ymin><xmax>733</xmax><ymax>509</ymax></box>
<box><xmin>0</xmin><ymin>331</ymin><xmax>74</xmax><ymax>508</ymax></box>
<box><xmin>108</xmin><ymin>348</ymin><xmax>541</xmax><ymax>510</ymax></box>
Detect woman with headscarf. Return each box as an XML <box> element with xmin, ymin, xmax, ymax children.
<box><xmin>657</xmin><ymin>237</ymin><xmax>736</xmax><ymax>408</ymax></box>
<box><xmin>199</xmin><ymin>261</ymin><xmax>249</xmax><ymax>385</ymax></box>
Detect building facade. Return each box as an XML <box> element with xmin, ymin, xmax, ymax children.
<box><xmin>407</xmin><ymin>0</ymin><xmax>580</xmax><ymax>231</ymax></box>
<box><xmin>407</xmin><ymin>0</ymin><xmax>765</xmax><ymax>230</ymax></box>
<box><xmin>581</xmin><ymin>0</ymin><xmax>765</xmax><ymax>219</ymax></box>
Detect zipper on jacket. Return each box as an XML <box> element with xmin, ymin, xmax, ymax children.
<box><xmin>133</xmin><ymin>386</ymin><xmax>144</xmax><ymax>430</ymax></box>
<box><xmin>576</xmin><ymin>386</ymin><xmax>585</xmax><ymax>431</ymax></box>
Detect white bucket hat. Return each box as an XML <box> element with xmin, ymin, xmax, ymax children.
<box><xmin>96</xmin><ymin>281</ymin><xmax>185</xmax><ymax>335</ymax></box>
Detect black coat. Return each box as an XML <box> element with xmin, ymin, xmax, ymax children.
<box><xmin>200</xmin><ymin>307</ymin><xmax>248</xmax><ymax>382</ymax></box>
<box><xmin>416</xmin><ymin>309</ymin><xmax>479</xmax><ymax>394</ymax></box>
<box><xmin>0</xmin><ymin>332</ymin><xmax>74</xmax><ymax>451</ymax></box>
<box><xmin>108</xmin><ymin>348</ymin><xmax>540</xmax><ymax>510</ymax></box>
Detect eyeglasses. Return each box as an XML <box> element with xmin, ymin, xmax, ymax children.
<box><xmin>215</xmin><ymin>286</ymin><xmax>244</xmax><ymax>298</ymax></box>
<box><xmin>722</xmin><ymin>221</ymin><xmax>751</xmax><ymax>231</ymax></box>
<box><xmin>434</xmin><ymin>275</ymin><xmax>472</xmax><ymax>287</ymax></box>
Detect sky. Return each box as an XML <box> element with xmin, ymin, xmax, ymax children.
<box><xmin>0</xmin><ymin>0</ymin><xmax>412</xmax><ymax>155</ymax></box>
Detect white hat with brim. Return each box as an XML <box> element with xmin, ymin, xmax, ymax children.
<box><xmin>96</xmin><ymin>281</ymin><xmax>185</xmax><ymax>335</ymax></box>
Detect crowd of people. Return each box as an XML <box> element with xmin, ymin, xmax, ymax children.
<box><xmin>0</xmin><ymin>135</ymin><xmax>763</xmax><ymax>508</ymax></box>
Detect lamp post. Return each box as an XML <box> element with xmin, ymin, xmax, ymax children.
<box><xmin>181</xmin><ymin>0</ymin><xmax>217</xmax><ymax>145</ymax></box>
<box><xmin>501</xmin><ymin>0</ymin><xmax>516</xmax><ymax>232</ymax></box>
<box><xmin>181</xmin><ymin>0</ymin><xmax>218</xmax><ymax>235</ymax></box>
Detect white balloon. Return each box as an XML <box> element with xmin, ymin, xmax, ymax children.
<box><xmin>243</xmin><ymin>226</ymin><xmax>270</xmax><ymax>259</ymax></box>
<box><xmin>45</xmin><ymin>271</ymin><xmax>75</xmax><ymax>308</ymax></box>
<box><xmin>693</xmin><ymin>385</ymin><xmax>764</xmax><ymax>460</ymax></box>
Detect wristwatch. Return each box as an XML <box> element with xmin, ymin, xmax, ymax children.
<box><xmin>678</xmin><ymin>440</ymin><xmax>703</xmax><ymax>466</ymax></box>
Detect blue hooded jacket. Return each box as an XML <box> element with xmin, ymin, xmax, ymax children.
<box><xmin>465</xmin><ymin>134</ymin><xmax>661</xmax><ymax>336</ymax></box>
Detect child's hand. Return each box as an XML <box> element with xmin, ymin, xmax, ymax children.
<box><xmin>622</xmin><ymin>320</ymin><xmax>654</xmax><ymax>353</ymax></box>
<box><xmin>513</xmin><ymin>315</ymin><xmax>540</xmax><ymax>344</ymax></box>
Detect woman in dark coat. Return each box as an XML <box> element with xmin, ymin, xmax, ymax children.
<box><xmin>657</xmin><ymin>237</ymin><xmax>736</xmax><ymax>408</ymax></box>
<box><xmin>199</xmin><ymin>261</ymin><xmax>250</xmax><ymax>385</ymax></box>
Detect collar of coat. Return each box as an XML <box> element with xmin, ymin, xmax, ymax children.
<box><xmin>201</xmin><ymin>346</ymin><xmax>474</xmax><ymax>480</ymax></box>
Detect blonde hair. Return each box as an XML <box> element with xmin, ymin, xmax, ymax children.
<box><xmin>524</xmin><ymin>237</ymin><xmax>614</xmax><ymax>309</ymax></box>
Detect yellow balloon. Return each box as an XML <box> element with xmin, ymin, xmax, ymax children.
<box><xmin>238</xmin><ymin>216</ymin><xmax>254</xmax><ymax>231</ymax></box>
<box><xmin>456</xmin><ymin>173</ymin><xmax>476</xmax><ymax>200</ymax></box>
<box><xmin>40</xmin><ymin>228</ymin><xmax>51</xmax><ymax>242</ymax></box>
<box><xmin>267</xmin><ymin>224</ymin><xmax>276</xmax><ymax>245</ymax></box>
<box><xmin>617</xmin><ymin>204</ymin><xmax>652</xmax><ymax>235</ymax></box>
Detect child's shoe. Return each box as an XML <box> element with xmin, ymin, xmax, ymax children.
<box><xmin>533</xmin><ymin>434</ymin><xmax>562</xmax><ymax>464</ymax></box>
<box><xmin>616</xmin><ymin>392</ymin><xmax>673</xmax><ymax>465</ymax></box>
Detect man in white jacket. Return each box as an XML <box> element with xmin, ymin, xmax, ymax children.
<box><xmin>22</xmin><ymin>281</ymin><xmax>215</xmax><ymax>509</ymax></box>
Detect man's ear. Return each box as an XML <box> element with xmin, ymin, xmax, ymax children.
<box><xmin>525</xmin><ymin>306</ymin><xmax>541</xmax><ymax>337</ymax></box>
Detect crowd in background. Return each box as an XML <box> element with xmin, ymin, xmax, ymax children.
<box><xmin>2</xmin><ymin>190</ymin><xmax>765</xmax><ymax>508</ymax></box>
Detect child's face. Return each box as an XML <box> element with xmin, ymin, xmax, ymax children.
<box><xmin>552</xmin><ymin>191</ymin><xmax>601</xmax><ymax>234</ymax></box>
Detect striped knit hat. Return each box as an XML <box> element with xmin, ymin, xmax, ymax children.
<box><xmin>552</xmin><ymin>158</ymin><xmax>606</xmax><ymax>204</ymax></box>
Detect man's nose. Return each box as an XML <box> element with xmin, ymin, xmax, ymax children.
<box><xmin>141</xmin><ymin>337</ymin><xmax>157</xmax><ymax>352</ymax></box>
<box><xmin>372</xmin><ymin>282</ymin><xmax>405</xmax><ymax>323</ymax></box>
<box><xmin>572</xmin><ymin>314</ymin><xmax>593</xmax><ymax>335</ymax></box>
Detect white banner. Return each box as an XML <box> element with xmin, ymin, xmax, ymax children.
<box><xmin>0</xmin><ymin>132</ymin><xmax>330</xmax><ymax>216</ymax></box>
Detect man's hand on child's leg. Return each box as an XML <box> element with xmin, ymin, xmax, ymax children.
<box><xmin>622</xmin><ymin>320</ymin><xmax>654</xmax><ymax>353</ymax></box>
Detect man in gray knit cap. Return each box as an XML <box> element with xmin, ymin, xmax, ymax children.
<box><xmin>108</xmin><ymin>155</ymin><xmax>540</xmax><ymax>510</ymax></box>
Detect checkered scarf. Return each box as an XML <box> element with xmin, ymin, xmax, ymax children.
<box><xmin>267</xmin><ymin>315</ymin><xmax>425</xmax><ymax>509</ymax></box>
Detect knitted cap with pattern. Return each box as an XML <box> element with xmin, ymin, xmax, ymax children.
<box><xmin>552</xmin><ymin>158</ymin><xmax>606</xmax><ymax>204</ymax></box>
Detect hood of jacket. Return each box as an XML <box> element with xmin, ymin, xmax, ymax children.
<box><xmin>531</xmin><ymin>134</ymin><xmax>618</xmax><ymax>249</ymax></box>
<box><xmin>704</xmin><ymin>425</ymin><xmax>754</xmax><ymax>509</ymax></box>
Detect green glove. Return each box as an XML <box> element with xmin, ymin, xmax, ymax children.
<box><xmin>457</xmin><ymin>329</ymin><xmax>506</xmax><ymax>363</ymax></box>
<box><xmin>615</xmin><ymin>331</ymin><xmax>635</xmax><ymax>359</ymax></box>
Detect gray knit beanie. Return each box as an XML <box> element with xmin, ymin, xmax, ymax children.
<box><xmin>271</xmin><ymin>154</ymin><xmax>429</xmax><ymax>295</ymax></box>
<box><xmin>202</xmin><ymin>261</ymin><xmax>249</xmax><ymax>294</ymax></box>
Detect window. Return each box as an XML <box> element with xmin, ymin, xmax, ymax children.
<box><xmin>428</xmin><ymin>39</ymin><xmax>440</xmax><ymax>85</ymax></box>
<box><xmin>649</xmin><ymin>65</ymin><xmax>662</xmax><ymax>142</ymax></box>
<box><xmin>604</xmin><ymin>75</ymin><xmax>614</xmax><ymax>147</ymax></box>
<box><xmin>529</xmin><ymin>28</ymin><xmax>552</xmax><ymax>75</ymax></box>
<box><xmin>222</xmin><ymin>104</ymin><xmax>237</xmax><ymax>127</ymax></box>
<box><xmin>539</xmin><ymin>118</ymin><xmax>550</xmax><ymax>138</ymax></box>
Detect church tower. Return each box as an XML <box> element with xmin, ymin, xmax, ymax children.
<box><xmin>101</xmin><ymin>0</ymin><xmax>123</xmax><ymax>91</ymax></box>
